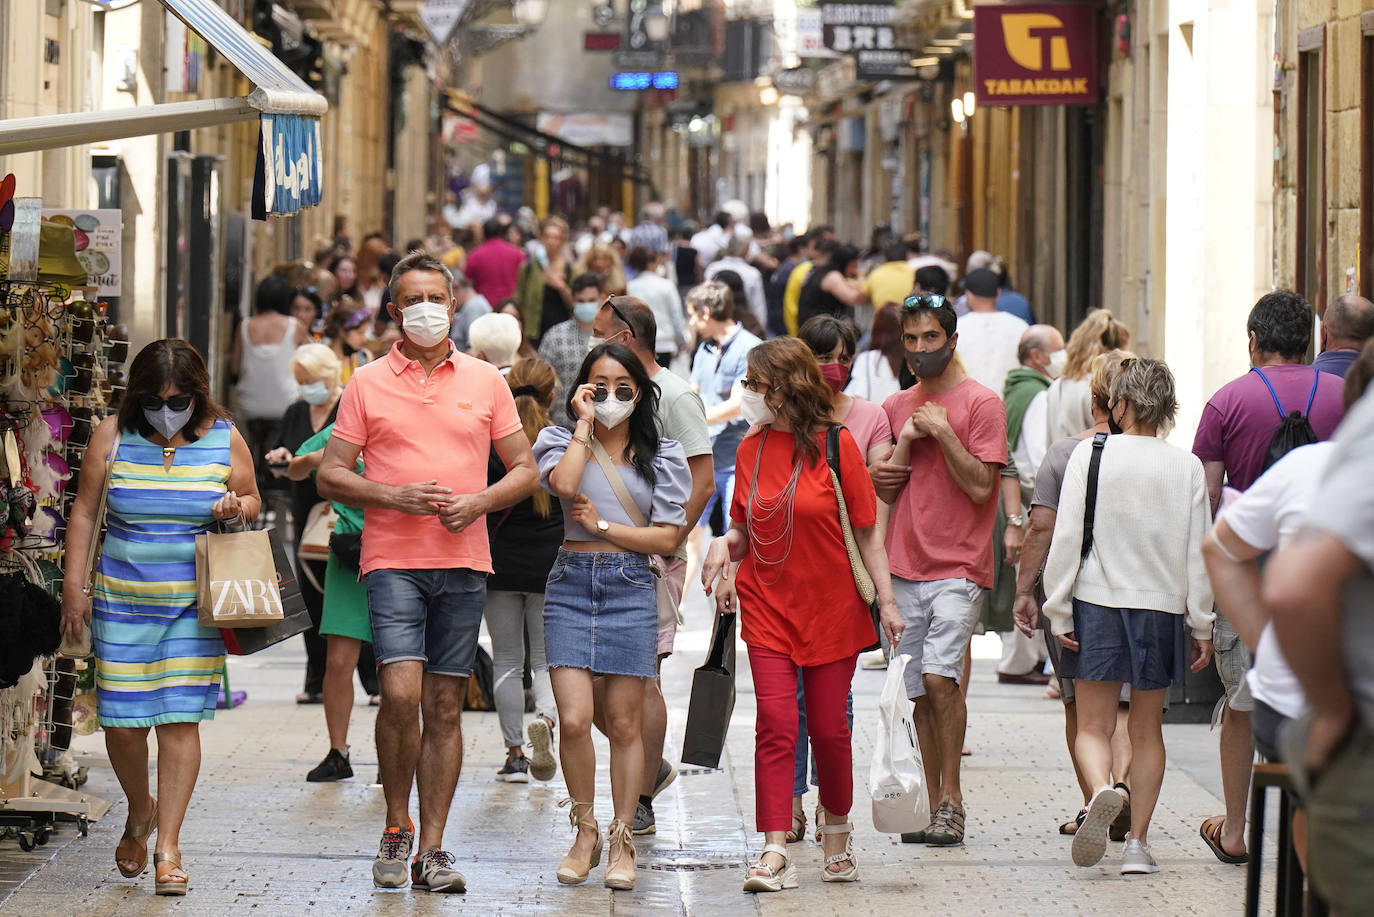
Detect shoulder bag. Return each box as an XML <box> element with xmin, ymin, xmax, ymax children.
<box><xmin>825</xmin><ymin>426</ymin><xmax>881</xmax><ymax>652</ymax></box>
<box><xmin>63</xmin><ymin>430</ymin><xmax>123</xmax><ymax>658</ymax></box>
<box><xmin>1080</xmin><ymin>432</ymin><xmax>1108</xmax><ymax>561</ymax></box>
<box><xmin>587</xmin><ymin>439</ymin><xmax>681</xmax><ymax>628</ymax></box>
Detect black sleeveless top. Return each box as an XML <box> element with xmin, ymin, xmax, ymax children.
<box><xmin>797</xmin><ymin>268</ymin><xmax>850</xmax><ymax>327</ymax></box>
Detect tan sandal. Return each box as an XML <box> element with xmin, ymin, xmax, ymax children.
<box><xmin>555</xmin><ymin>798</ymin><xmax>602</xmax><ymax>885</ymax></box>
<box><xmin>784</xmin><ymin>798</ymin><xmax>806</xmax><ymax>844</ymax></box>
<box><xmin>603</xmin><ymin>818</ymin><xmax>636</xmax><ymax>890</ymax></box>
<box><xmin>153</xmin><ymin>852</ymin><xmax>188</xmax><ymax>896</ymax></box>
<box><xmin>115</xmin><ymin>797</ymin><xmax>157</xmax><ymax>878</ymax></box>
<box><xmin>742</xmin><ymin>843</ymin><xmax>798</xmax><ymax>893</ymax></box>
<box><xmin>813</xmin><ymin>802</ymin><xmax>827</xmax><ymax>843</ymax></box>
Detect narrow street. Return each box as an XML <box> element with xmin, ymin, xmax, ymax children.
<box><xmin>4</xmin><ymin>587</ymin><xmax>1265</xmax><ymax>916</ymax></box>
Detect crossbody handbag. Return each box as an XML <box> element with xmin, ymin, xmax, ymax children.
<box><xmin>825</xmin><ymin>426</ymin><xmax>881</xmax><ymax>651</ymax></box>
<box><xmin>587</xmin><ymin>438</ymin><xmax>681</xmax><ymax>628</ymax></box>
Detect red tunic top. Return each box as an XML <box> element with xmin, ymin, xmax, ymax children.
<box><xmin>730</xmin><ymin>427</ymin><xmax>879</xmax><ymax>666</ymax></box>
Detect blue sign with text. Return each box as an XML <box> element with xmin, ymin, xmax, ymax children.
<box><xmin>610</xmin><ymin>71</ymin><xmax>678</xmax><ymax>91</ymax></box>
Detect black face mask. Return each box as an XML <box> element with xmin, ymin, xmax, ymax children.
<box><xmin>906</xmin><ymin>341</ymin><xmax>955</xmax><ymax>379</ymax></box>
<box><xmin>1107</xmin><ymin>400</ymin><xmax>1124</xmax><ymax>435</ymax></box>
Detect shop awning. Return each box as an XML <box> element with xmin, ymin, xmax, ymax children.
<box><xmin>0</xmin><ymin>0</ymin><xmax>326</xmax><ymax>213</ymax></box>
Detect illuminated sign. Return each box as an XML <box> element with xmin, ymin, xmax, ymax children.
<box><xmin>610</xmin><ymin>71</ymin><xmax>679</xmax><ymax>91</ymax></box>
<box><xmin>973</xmin><ymin>3</ymin><xmax>1098</xmax><ymax>106</ymax></box>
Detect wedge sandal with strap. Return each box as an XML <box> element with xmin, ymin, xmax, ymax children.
<box><xmin>153</xmin><ymin>852</ymin><xmax>188</xmax><ymax>896</ymax></box>
<box><xmin>743</xmin><ymin>843</ymin><xmax>798</xmax><ymax>893</ymax></box>
<box><xmin>555</xmin><ymin>798</ymin><xmax>603</xmax><ymax>885</ymax></box>
<box><xmin>604</xmin><ymin>818</ymin><xmax>636</xmax><ymax>890</ymax></box>
<box><xmin>818</xmin><ymin>822</ymin><xmax>858</xmax><ymax>882</ymax></box>
<box><xmin>115</xmin><ymin>797</ymin><xmax>158</xmax><ymax>878</ymax></box>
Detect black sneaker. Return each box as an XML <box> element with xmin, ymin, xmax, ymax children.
<box><xmin>306</xmin><ymin>748</ymin><xmax>353</xmax><ymax>782</ymax></box>
<box><xmin>496</xmin><ymin>756</ymin><xmax>530</xmax><ymax>783</ymax></box>
<box><xmin>651</xmin><ymin>758</ymin><xmax>677</xmax><ymax>798</ymax></box>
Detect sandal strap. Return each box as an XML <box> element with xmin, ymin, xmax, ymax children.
<box><xmin>818</xmin><ymin>821</ymin><xmax>854</xmax><ymax>835</ymax></box>
<box><xmin>557</xmin><ymin>797</ymin><xmax>597</xmax><ymax>831</ymax></box>
<box><xmin>122</xmin><ymin>799</ymin><xmax>158</xmax><ymax>841</ymax></box>
<box><xmin>824</xmin><ymin>851</ymin><xmax>856</xmax><ymax>867</ymax></box>
<box><xmin>761</xmin><ymin>843</ymin><xmax>789</xmax><ymax>858</ymax></box>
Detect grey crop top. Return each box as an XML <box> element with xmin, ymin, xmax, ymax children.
<box><xmin>534</xmin><ymin>425</ymin><xmax>692</xmax><ymax>542</ymax></box>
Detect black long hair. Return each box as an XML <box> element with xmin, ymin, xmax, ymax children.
<box><xmin>119</xmin><ymin>339</ymin><xmax>232</xmax><ymax>442</ymax></box>
<box><xmin>567</xmin><ymin>342</ymin><xmax>662</xmax><ymax>485</ymax></box>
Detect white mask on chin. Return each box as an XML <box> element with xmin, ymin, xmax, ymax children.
<box><xmin>401</xmin><ymin>302</ymin><xmax>452</xmax><ymax>348</ymax></box>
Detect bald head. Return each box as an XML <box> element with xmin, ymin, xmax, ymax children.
<box><xmin>1324</xmin><ymin>294</ymin><xmax>1374</xmax><ymax>351</ymax></box>
<box><xmin>1018</xmin><ymin>324</ymin><xmax>1066</xmax><ymax>376</ymax></box>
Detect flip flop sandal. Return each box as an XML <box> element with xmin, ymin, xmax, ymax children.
<box><xmin>1200</xmin><ymin>816</ymin><xmax>1248</xmax><ymax>865</ymax></box>
<box><xmin>1059</xmin><ymin>808</ymin><xmax>1087</xmax><ymax>836</ymax></box>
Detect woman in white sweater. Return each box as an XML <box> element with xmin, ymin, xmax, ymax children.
<box><xmin>1041</xmin><ymin>357</ymin><xmax>1214</xmax><ymax>876</ymax></box>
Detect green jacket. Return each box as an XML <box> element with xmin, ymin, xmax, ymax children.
<box><xmin>1002</xmin><ymin>366</ymin><xmax>1051</xmax><ymax>452</ymax></box>
<box><xmin>516</xmin><ymin>260</ymin><xmax>572</xmax><ymax>341</ymax></box>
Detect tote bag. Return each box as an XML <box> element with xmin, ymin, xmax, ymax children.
<box><xmin>869</xmin><ymin>654</ymin><xmax>925</xmax><ymax>833</ymax></box>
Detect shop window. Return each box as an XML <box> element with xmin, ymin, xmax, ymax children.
<box><xmin>1296</xmin><ymin>28</ymin><xmax>1324</xmax><ymax>309</ymax></box>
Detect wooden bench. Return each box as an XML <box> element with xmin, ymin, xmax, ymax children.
<box><xmin>1244</xmin><ymin>762</ymin><xmax>1327</xmax><ymax>917</ymax></box>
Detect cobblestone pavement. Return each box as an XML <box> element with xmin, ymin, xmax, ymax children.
<box><xmin>4</xmin><ymin>587</ymin><xmax>1271</xmax><ymax>916</ymax></box>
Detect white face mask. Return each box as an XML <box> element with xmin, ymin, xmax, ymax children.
<box><xmin>401</xmin><ymin>302</ymin><xmax>452</xmax><ymax>349</ymax></box>
<box><xmin>739</xmin><ymin>388</ymin><xmax>775</xmax><ymax>426</ymax></box>
<box><xmin>587</xmin><ymin>336</ymin><xmax>606</xmax><ymax>353</ymax></box>
<box><xmin>1046</xmin><ymin>349</ymin><xmax>1068</xmax><ymax>379</ymax></box>
<box><xmin>593</xmin><ymin>398</ymin><xmax>635</xmax><ymax>429</ymax></box>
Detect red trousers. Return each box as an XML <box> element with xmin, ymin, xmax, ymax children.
<box><xmin>748</xmin><ymin>645</ymin><xmax>858</xmax><ymax>832</ymax></box>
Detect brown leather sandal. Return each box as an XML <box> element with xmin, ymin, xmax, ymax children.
<box><xmin>153</xmin><ymin>852</ymin><xmax>188</xmax><ymax>896</ymax></box>
<box><xmin>115</xmin><ymin>797</ymin><xmax>157</xmax><ymax>878</ymax></box>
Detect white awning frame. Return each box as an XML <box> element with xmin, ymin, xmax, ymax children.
<box><xmin>0</xmin><ymin>0</ymin><xmax>327</xmax><ymax>157</ymax></box>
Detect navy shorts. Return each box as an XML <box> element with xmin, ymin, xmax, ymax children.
<box><xmin>1060</xmin><ymin>599</ymin><xmax>1186</xmax><ymax>691</ymax></box>
<box><xmin>365</xmin><ymin>568</ymin><xmax>486</xmax><ymax>676</ymax></box>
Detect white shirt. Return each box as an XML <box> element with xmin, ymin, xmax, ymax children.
<box><xmin>844</xmin><ymin>350</ymin><xmax>901</xmax><ymax>405</ymax></box>
<box><xmin>1221</xmin><ymin>442</ymin><xmax>1336</xmax><ymax>718</ymax></box>
<box><xmin>956</xmin><ymin>310</ymin><xmax>1028</xmax><ymax>398</ymax></box>
<box><xmin>1042</xmin><ymin>435</ymin><xmax>1216</xmax><ymax>638</ymax></box>
<box><xmin>1012</xmin><ymin>389</ymin><xmax>1049</xmax><ymax>491</ymax></box>
<box><xmin>626</xmin><ymin>270</ymin><xmax>686</xmax><ymax>352</ymax></box>
<box><xmin>704</xmin><ymin>257</ymin><xmax>767</xmax><ymax>330</ymax></box>
<box><xmin>690</xmin><ymin>225</ymin><xmax>728</xmax><ymax>266</ymax></box>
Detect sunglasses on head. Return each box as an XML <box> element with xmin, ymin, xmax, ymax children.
<box><xmin>902</xmin><ymin>293</ymin><xmax>948</xmax><ymax>311</ymax></box>
<box><xmin>591</xmin><ymin>383</ymin><xmax>636</xmax><ymax>403</ymax></box>
<box><xmin>139</xmin><ymin>393</ymin><xmax>194</xmax><ymax>412</ymax></box>
<box><xmin>602</xmin><ymin>296</ymin><xmax>635</xmax><ymax>340</ymax></box>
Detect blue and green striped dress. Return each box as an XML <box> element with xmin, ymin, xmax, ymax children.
<box><xmin>92</xmin><ymin>420</ymin><xmax>230</xmax><ymax>726</ymax></box>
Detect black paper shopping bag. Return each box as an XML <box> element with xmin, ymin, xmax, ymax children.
<box><xmin>681</xmin><ymin>613</ymin><xmax>737</xmax><ymax>769</ymax></box>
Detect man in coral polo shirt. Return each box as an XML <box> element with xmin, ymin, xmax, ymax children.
<box><xmin>319</xmin><ymin>252</ymin><xmax>538</xmax><ymax>893</ymax></box>
<box><xmin>872</xmin><ymin>295</ymin><xmax>1008</xmax><ymax>849</ymax></box>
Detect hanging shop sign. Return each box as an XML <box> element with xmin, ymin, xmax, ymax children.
<box><xmin>854</xmin><ymin>48</ymin><xmax>919</xmax><ymax>81</ymax></box>
<box><xmin>252</xmin><ymin>113</ymin><xmax>323</xmax><ymax>219</ymax></box>
<box><xmin>40</xmin><ymin>211</ymin><xmax>120</xmax><ymax>297</ymax></box>
<box><xmin>773</xmin><ymin>66</ymin><xmax>818</xmax><ymax>95</ymax></box>
<box><xmin>420</xmin><ymin>0</ymin><xmax>471</xmax><ymax>47</ymax></box>
<box><xmin>821</xmin><ymin>2</ymin><xmax>896</xmax><ymax>54</ymax></box>
<box><xmin>610</xmin><ymin>71</ymin><xmax>679</xmax><ymax>91</ymax></box>
<box><xmin>973</xmin><ymin>2</ymin><xmax>1099</xmax><ymax>106</ymax></box>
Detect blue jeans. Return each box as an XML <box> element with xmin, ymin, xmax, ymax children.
<box><xmin>365</xmin><ymin>568</ymin><xmax>486</xmax><ymax>676</ymax></box>
<box><xmin>701</xmin><ymin>469</ymin><xmax>736</xmax><ymax>536</ymax></box>
<box><xmin>794</xmin><ymin>672</ymin><xmax>855</xmax><ymax>796</ymax></box>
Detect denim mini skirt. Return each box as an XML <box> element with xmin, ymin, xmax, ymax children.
<box><xmin>1060</xmin><ymin>599</ymin><xmax>1188</xmax><ymax>691</ymax></box>
<box><xmin>543</xmin><ymin>549</ymin><xmax>658</xmax><ymax>678</ymax></box>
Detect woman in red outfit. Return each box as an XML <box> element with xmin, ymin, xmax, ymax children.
<box><xmin>702</xmin><ymin>337</ymin><xmax>903</xmax><ymax>894</ymax></box>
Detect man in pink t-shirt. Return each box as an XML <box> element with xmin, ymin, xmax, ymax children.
<box><xmin>872</xmin><ymin>295</ymin><xmax>1008</xmax><ymax>849</ymax></box>
<box><xmin>319</xmin><ymin>252</ymin><xmax>537</xmax><ymax>893</ymax></box>
<box><xmin>462</xmin><ymin>216</ymin><xmax>527</xmax><ymax>304</ymax></box>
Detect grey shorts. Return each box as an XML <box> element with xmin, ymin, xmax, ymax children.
<box><xmin>1213</xmin><ymin>615</ymin><xmax>1254</xmax><ymax>713</ymax></box>
<box><xmin>893</xmin><ymin>577</ymin><xmax>983</xmax><ymax>699</ymax></box>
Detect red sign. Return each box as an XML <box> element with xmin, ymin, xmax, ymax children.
<box><xmin>584</xmin><ymin>31</ymin><xmax>621</xmax><ymax>51</ymax></box>
<box><xmin>974</xmin><ymin>3</ymin><xmax>1099</xmax><ymax>106</ymax></box>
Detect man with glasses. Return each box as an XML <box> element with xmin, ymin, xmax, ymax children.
<box><xmin>592</xmin><ymin>295</ymin><xmax>715</xmax><ymax>835</ymax></box>
<box><xmin>871</xmin><ymin>294</ymin><xmax>1008</xmax><ymax>848</ymax></box>
<box><xmin>539</xmin><ymin>273</ymin><xmax>605</xmax><ymax>428</ymax></box>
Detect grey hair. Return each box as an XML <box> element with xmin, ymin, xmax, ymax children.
<box><xmin>1017</xmin><ymin>324</ymin><xmax>1059</xmax><ymax>365</ymax></box>
<box><xmin>685</xmin><ymin>281</ymin><xmax>733</xmax><ymax>322</ymax></box>
<box><xmin>1109</xmin><ymin>357</ymin><xmax>1178</xmax><ymax>431</ymax></box>
<box><xmin>388</xmin><ymin>251</ymin><xmax>454</xmax><ymax>302</ymax></box>
<box><xmin>724</xmin><ymin>232</ymin><xmax>750</xmax><ymax>258</ymax></box>
<box><xmin>450</xmin><ymin>266</ymin><xmax>473</xmax><ymax>290</ymax></box>
<box><xmin>641</xmin><ymin>201</ymin><xmax>665</xmax><ymax>223</ymax></box>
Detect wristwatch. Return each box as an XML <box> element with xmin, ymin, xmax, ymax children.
<box><xmin>1006</xmin><ymin>514</ymin><xmax>1026</xmax><ymax>528</ymax></box>
<box><xmin>596</xmin><ymin>519</ymin><xmax>611</xmax><ymax>534</ymax></box>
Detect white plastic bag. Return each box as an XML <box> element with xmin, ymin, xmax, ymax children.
<box><xmin>869</xmin><ymin>653</ymin><xmax>925</xmax><ymax>833</ymax></box>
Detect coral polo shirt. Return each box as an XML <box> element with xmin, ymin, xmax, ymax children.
<box><xmin>332</xmin><ymin>343</ymin><xmax>522</xmax><ymax>575</ymax></box>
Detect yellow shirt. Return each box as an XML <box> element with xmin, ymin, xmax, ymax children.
<box><xmin>862</xmin><ymin>261</ymin><xmax>917</xmax><ymax>312</ymax></box>
<box><xmin>783</xmin><ymin>261</ymin><xmax>814</xmax><ymax>336</ymax></box>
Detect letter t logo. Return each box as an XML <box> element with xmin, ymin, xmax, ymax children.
<box><xmin>1001</xmin><ymin>13</ymin><xmax>1071</xmax><ymax>71</ymax></box>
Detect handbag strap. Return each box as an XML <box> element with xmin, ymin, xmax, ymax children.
<box><xmin>83</xmin><ymin>429</ymin><xmax>121</xmax><ymax>595</ymax></box>
<box><xmin>1080</xmin><ymin>432</ymin><xmax>1108</xmax><ymax>561</ymax></box>
<box><xmin>706</xmin><ymin>612</ymin><xmax>735</xmax><ymax>668</ymax></box>
<box><xmin>825</xmin><ymin>425</ymin><xmax>853</xmax><ymax>520</ymax></box>
<box><xmin>589</xmin><ymin>437</ymin><xmax>649</xmax><ymax>528</ymax></box>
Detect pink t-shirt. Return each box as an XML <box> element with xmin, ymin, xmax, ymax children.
<box><xmin>839</xmin><ymin>396</ymin><xmax>893</xmax><ymax>458</ymax></box>
<box><xmin>882</xmin><ymin>379</ymin><xmax>1008</xmax><ymax>589</ymax></box>
<box><xmin>462</xmin><ymin>239</ymin><xmax>526</xmax><ymax>304</ymax></box>
<box><xmin>1192</xmin><ymin>365</ymin><xmax>1345</xmax><ymax>493</ymax></box>
<box><xmin>332</xmin><ymin>343</ymin><xmax>523</xmax><ymax>575</ymax></box>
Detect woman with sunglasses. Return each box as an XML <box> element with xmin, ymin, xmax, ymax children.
<box><xmin>533</xmin><ymin>342</ymin><xmax>692</xmax><ymax>891</ymax></box>
<box><xmin>701</xmin><ymin>337</ymin><xmax>903</xmax><ymax>894</ymax></box>
<box><xmin>323</xmin><ymin>300</ymin><xmax>372</xmax><ymax>383</ymax></box>
<box><xmin>61</xmin><ymin>339</ymin><xmax>260</xmax><ymax>896</ymax></box>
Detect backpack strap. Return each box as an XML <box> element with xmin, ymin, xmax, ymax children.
<box><xmin>1304</xmin><ymin>367</ymin><xmax>1321</xmax><ymax>416</ymax></box>
<box><xmin>1080</xmin><ymin>433</ymin><xmax>1108</xmax><ymax>562</ymax></box>
<box><xmin>1249</xmin><ymin>367</ymin><xmax>1288</xmax><ymax>419</ymax></box>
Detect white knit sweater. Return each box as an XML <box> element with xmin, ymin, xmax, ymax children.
<box><xmin>1042</xmin><ymin>435</ymin><xmax>1216</xmax><ymax>638</ymax></box>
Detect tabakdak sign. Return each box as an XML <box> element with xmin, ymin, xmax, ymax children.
<box><xmin>973</xmin><ymin>3</ymin><xmax>1099</xmax><ymax>106</ymax></box>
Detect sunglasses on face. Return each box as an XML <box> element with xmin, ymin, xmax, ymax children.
<box><xmin>139</xmin><ymin>393</ymin><xmax>194</xmax><ymax>412</ymax></box>
<box><xmin>591</xmin><ymin>383</ymin><xmax>637</xmax><ymax>403</ymax></box>
<box><xmin>902</xmin><ymin>293</ymin><xmax>948</xmax><ymax>311</ymax></box>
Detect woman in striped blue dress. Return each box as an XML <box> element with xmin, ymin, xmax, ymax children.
<box><xmin>62</xmin><ymin>339</ymin><xmax>260</xmax><ymax>896</ymax></box>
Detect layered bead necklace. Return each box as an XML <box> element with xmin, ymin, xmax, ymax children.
<box><xmin>746</xmin><ymin>429</ymin><xmax>804</xmax><ymax>585</ymax></box>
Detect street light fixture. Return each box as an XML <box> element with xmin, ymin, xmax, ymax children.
<box><xmin>963</xmin><ymin>91</ymin><xmax>976</xmax><ymax>117</ymax></box>
<box><xmin>951</xmin><ymin>97</ymin><xmax>965</xmax><ymax>123</ymax></box>
<box><xmin>512</xmin><ymin>0</ymin><xmax>550</xmax><ymax>27</ymax></box>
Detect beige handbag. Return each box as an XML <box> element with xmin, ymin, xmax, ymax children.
<box><xmin>297</xmin><ymin>501</ymin><xmax>336</xmax><ymax>565</ymax></box>
<box><xmin>825</xmin><ymin>427</ymin><xmax>877</xmax><ymax>604</ymax></box>
<box><xmin>63</xmin><ymin>430</ymin><xmax>122</xmax><ymax>658</ymax></box>
<box><xmin>588</xmin><ymin>439</ymin><xmax>681</xmax><ymax>628</ymax></box>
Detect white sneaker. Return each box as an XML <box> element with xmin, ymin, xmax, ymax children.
<box><xmin>1121</xmin><ymin>838</ymin><xmax>1158</xmax><ymax>875</ymax></box>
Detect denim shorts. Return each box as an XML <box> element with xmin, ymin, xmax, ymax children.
<box><xmin>365</xmin><ymin>568</ymin><xmax>486</xmax><ymax>676</ymax></box>
<box><xmin>1060</xmin><ymin>599</ymin><xmax>1186</xmax><ymax>691</ymax></box>
<box><xmin>543</xmin><ymin>549</ymin><xmax>657</xmax><ymax>678</ymax></box>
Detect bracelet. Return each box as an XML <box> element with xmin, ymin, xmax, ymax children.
<box><xmin>571</xmin><ymin>436</ymin><xmax>591</xmax><ymax>448</ymax></box>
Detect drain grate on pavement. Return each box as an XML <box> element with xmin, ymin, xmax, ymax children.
<box><xmin>637</xmin><ymin>849</ymin><xmax>744</xmax><ymax>872</ymax></box>
<box><xmin>673</xmin><ymin>766</ymin><xmax>721</xmax><ymax>778</ymax></box>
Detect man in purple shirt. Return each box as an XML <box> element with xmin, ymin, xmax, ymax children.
<box><xmin>463</xmin><ymin>217</ymin><xmax>527</xmax><ymax>304</ymax></box>
<box><xmin>1190</xmin><ymin>289</ymin><xmax>1345</xmax><ymax>866</ymax></box>
<box><xmin>1312</xmin><ymin>293</ymin><xmax>1374</xmax><ymax>378</ymax></box>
